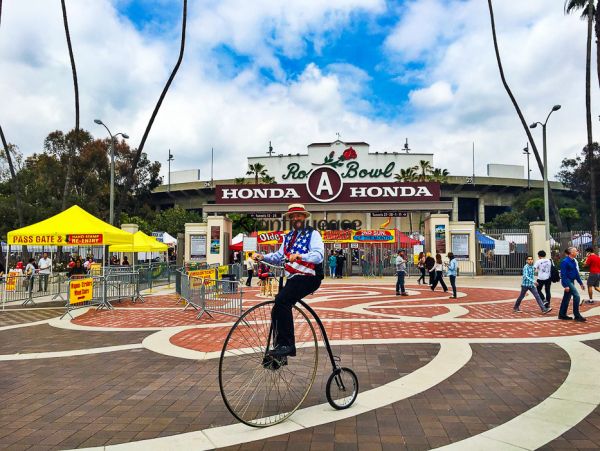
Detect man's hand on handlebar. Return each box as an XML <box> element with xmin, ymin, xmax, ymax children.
<box><xmin>288</xmin><ymin>253</ymin><xmax>302</xmax><ymax>263</ymax></box>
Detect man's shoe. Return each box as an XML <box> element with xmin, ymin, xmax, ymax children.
<box><xmin>401</xmin><ymin>292</ymin><xmax>409</xmax><ymax>296</ymax></box>
<box><xmin>542</xmin><ymin>307</ymin><xmax>552</xmax><ymax>315</ymax></box>
<box><xmin>575</xmin><ymin>316</ymin><xmax>587</xmax><ymax>322</ymax></box>
<box><xmin>513</xmin><ymin>308</ymin><xmax>522</xmax><ymax>313</ymax></box>
<box><xmin>544</xmin><ymin>302</ymin><xmax>550</xmax><ymax>309</ymax></box>
<box><xmin>268</xmin><ymin>345</ymin><xmax>296</xmax><ymax>357</ymax></box>
<box><xmin>396</xmin><ymin>292</ymin><xmax>401</xmax><ymax>296</ymax></box>
<box><xmin>558</xmin><ymin>315</ymin><xmax>573</xmax><ymax>320</ymax></box>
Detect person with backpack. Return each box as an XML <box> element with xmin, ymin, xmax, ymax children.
<box><xmin>425</xmin><ymin>253</ymin><xmax>435</xmax><ymax>286</ymax></box>
<box><xmin>534</xmin><ymin>250</ymin><xmax>553</xmax><ymax>309</ymax></box>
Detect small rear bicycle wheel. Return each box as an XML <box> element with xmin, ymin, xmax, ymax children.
<box><xmin>326</xmin><ymin>367</ymin><xmax>359</xmax><ymax>410</ymax></box>
<box><xmin>219</xmin><ymin>300</ymin><xmax>318</xmax><ymax>427</ymax></box>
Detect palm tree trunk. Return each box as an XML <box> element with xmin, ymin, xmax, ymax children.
<box><xmin>487</xmin><ymin>0</ymin><xmax>564</xmax><ymax>231</ymax></box>
<box><xmin>590</xmin><ymin>0</ymin><xmax>599</xmax><ymax>250</ymax></box>
<box><xmin>0</xmin><ymin>126</ymin><xmax>24</xmax><ymax>228</ymax></box>
<box><xmin>60</xmin><ymin>0</ymin><xmax>79</xmax><ymax>212</ymax></box>
<box><xmin>117</xmin><ymin>0</ymin><xmax>187</xmax><ymax>223</ymax></box>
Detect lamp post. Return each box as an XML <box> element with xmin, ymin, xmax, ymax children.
<box><xmin>94</xmin><ymin>119</ymin><xmax>129</xmax><ymax>225</ymax></box>
<box><xmin>167</xmin><ymin>149</ymin><xmax>174</xmax><ymax>192</ymax></box>
<box><xmin>523</xmin><ymin>142</ymin><xmax>531</xmax><ymax>190</ymax></box>
<box><xmin>529</xmin><ymin>104</ymin><xmax>561</xmax><ymax>241</ymax></box>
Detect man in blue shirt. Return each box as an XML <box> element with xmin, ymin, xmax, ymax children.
<box><xmin>254</xmin><ymin>204</ymin><xmax>324</xmax><ymax>358</ymax></box>
<box><xmin>514</xmin><ymin>256</ymin><xmax>552</xmax><ymax>314</ymax></box>
<box><xmin>559</xmin><ymin>247</ymin><xmax>586</xmax><ymax>321</ymax></box>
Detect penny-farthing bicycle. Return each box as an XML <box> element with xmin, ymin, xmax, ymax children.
<box><xmin>218</xmin><ymin>262</ymin><xmax>359</xmax><ymax>427</ymax></box>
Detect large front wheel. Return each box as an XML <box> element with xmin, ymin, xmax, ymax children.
<box><xmin>219</xmin><ymin>300</ymin><xmax>318</xmax><ymax>427</ymax></box>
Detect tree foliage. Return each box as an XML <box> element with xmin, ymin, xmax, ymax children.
<box><xmin>0</xmin><ymin>128</ymin><xmax>162</xmax><ymax>239</ymax></box>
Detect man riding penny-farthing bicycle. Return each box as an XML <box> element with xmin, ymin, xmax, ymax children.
<box><xmin>253</xmin><ymin>203</ymin><xmax>324</xmax><ymax>361</ymax></box>
<box><xmin>218</xmin><ymin>203</ymin><xmax>358</xmax><ymax>427</ymax></box>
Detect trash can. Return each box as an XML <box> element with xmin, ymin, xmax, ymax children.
<box><xmin>220</xmin><ymin>274</ymin><xmax>238</xmax><ymax>294</ymax></box>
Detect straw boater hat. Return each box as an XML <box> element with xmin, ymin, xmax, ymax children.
<box><xmin>283</xmin><ymin>203</ymin><xmax>311</xmax><ymax>219</ymax></box>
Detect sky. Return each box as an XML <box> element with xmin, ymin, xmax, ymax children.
<box><xmin>0</xmin><ymin>0</ymin><xmax>597</xmax><ymax>183</ymax></box>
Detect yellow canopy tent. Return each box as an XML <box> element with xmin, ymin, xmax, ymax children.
<box><xmin>108</xmin><ymin>231</ymin><xmax>168</xmax><ymax>252</ymax></box>
<box><xmin>7</xmin><ymin>205</ymin><xmax>133</xmax><ymax>246</ymax></box>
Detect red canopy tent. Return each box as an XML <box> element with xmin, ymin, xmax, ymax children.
<box><xmin>396</xmin><ymin>231</ymin><xmax>421</xmax><ymax>246</ymax></box>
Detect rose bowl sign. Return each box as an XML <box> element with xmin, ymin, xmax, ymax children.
<box><xmin>216</xmin><ymin>169</ymin><xmax>440</xmax><ymax>204</ymax></box>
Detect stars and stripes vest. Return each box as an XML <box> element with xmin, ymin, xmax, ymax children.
<box><xmin>283</xmin><ymin>227</ymin><xmax>324</xmax><ymax>279</ymax></box>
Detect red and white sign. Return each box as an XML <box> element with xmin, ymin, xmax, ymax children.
<box><xmin>216</xmin><ymin>180</ymin><xmax>440</xmax><ymax>204</ymax></box>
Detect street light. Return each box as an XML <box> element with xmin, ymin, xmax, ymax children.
<box><xmin>167</xmin><ymin>149</ymin><xmax>174</xmax><ymax>192</ymax></box>
<box><xmin>522</xmin><ymin>142</ymin><xmax>531</xmax><ymax>190</ymax></box>
<box><xmin>94</xmin><ymin>119</ymin><xmax>129</xmax><ymax>225</ymax></box>
<box><xmin>529</xmin><ymin>104</ymin><xmax>561</xmax><ymax>241</ymax></box>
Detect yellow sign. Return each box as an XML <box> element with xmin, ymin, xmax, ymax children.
<box><xmin>5</xmin><ymin>270</ymin><xmax>20</xmax><ymax>292</ymax></box>
<box><xmin>321</xmin><ymin>229</ymin><xmax>397</xmax><ymax>244</ymax></box>
<box><xmin>89</xmin><ymin>263</ymin><xmax>102</xmax><ymax>275</ymax></box>
<box><xmin>188</xmin><ymin>269</ymin><xmax>216</xmax><ymax>288</ymax></box>
<box><xmin>217</xmin><ymin>265</ymin><xmax>229</xmax><ymax>279</ymax></box>
<box><xmin>69</xmin><ymin>278</ymin><xmax>94</xmax><ymax>304</ymax></box>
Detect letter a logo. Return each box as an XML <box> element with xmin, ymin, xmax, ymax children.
<box><xmin>316</xmin><ymin>171</ymin><xmax>333</xmax><ymax>196</ymax></box>
<box><xmin>306</xmin><ymin>167</ymin><xmax>343</xmax><ymax>203</ymax></box>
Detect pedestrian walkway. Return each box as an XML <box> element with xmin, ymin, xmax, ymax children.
<box><xmin>0</xmin><ymin>279</ymin><xmax>599</xmax><ymax>450</ymax></box>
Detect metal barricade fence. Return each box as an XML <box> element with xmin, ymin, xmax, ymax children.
<box><xmin>1</xmin><ymin>272</ymin><xmax>69</xmax><ymax>307</ymax></box>
<box><xmin>62</xmin><ymin>275</ymin><xmax>108</xmax><ymax>319</ymax></box>
<box><xmin>180</xmin><ymin>275</ymin><xmax>243</xmax><ymax>320</ymax></box>
<box><xmin>105</xmin><ymin>270</ymin><xmax>143</xmax><ymax>304</ymax></box>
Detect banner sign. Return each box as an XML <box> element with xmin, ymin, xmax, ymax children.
<box><xmin>216</xmin><ymin>171</ymin><xmax>440</xmax><ymax>205</ymax></box>
<box><xmin>451</xmin><ymin>234</ymin><xmax>469</xmax><ymax>259</ymax></box>
<box><xmin>210</xmin><ymin>226</ymin><xmax>221</xmax><ymax>255</ymax></box>
<box><xmin>435</xmin><ymin>225</ymin><xmax>446</xmax><ymax>254</ymax></box>
<box><xmin>243</xmin><ymin>236</ymin><xmax>258</xmax><ymax>252</ymax></box>
<box><xmin>188</xmin><ymin>269</ymin><xmax>216</xmax><ymax>288</ymax></box>
<box><xmin>67</xmin><ymin>234</ymin><xmax>103</xmax><ymax>245</ymax></box>
<box><xmin>250</xmin><ymin>212</ymin><xmax>280</xmax><ymax>219</ymax></box>
<box><xmin>190</xmin><ymin>235</ymin><xmax>207</xmax><ymax>260</ymax></box>
<box><xmin>257</xmin><ymin>231</ymin><xmax>288</xmax><ymax>245</ymax></box>
<box><xmin>69</xmin><ymin>278</ymin><xmax>94</xmax><ymax>304</ymax></box>
<box><xmin>257</xmin><ymin>229</ymin><xmax>397</xmax><ymax>244</ymax></box>
<box><xmin>9</xmin><ymin>233</ymin><xmax>103</xmax><ymax>245</ymax></box>
<box><xmin>5</xmin><ymin>270</ymin><xmax>20</xmax><ymax>292</ymax></box>
<box><xmin>370</xmin><ymin>211</ymin><xmax>408</xmax><ymax>217</ymax></box>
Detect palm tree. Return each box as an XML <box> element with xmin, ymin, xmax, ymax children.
<box><xmin>261</xmin><ymin>175</ymin><xmax>277</xmax><ymax>184</ymax></box>
<box><xmin>60</xmin><ymin>0</ymin><xmax>79</xmax><ymax>212</ymax></box>
<box><xmin>394</xmin><ymin>167</ymin><xmax>417</xmax><ymax>182</ymax></box>
<box><xmin>430</xmin><ymin>168</ymin><xmax>449</xmax><ymax>183</ymax></box>
<box><xmin>566</xmin><ymin>0</ymin><xmax>597</xmax><ymax>249</ymax></box>
<box><xmin>247</xmin><ymin>163</ymin><xmax>268</xmax><ymax>184</ymax></box>
<box><xmin>118</xmin><ymin>0</ymin><xmax>187</xmax><ymax>223</ymax></box>
<box><xmin>234</xmin><ymin>177</ymin><xmax>247</xmax><ymax>185</ymax></box>
<box><xmin>487</xmin><ymin>0</ymin><xmax>564</xmax><ymax>231</ymax></box>
<box><xmin>413</xmin><ymin>160</ymin><xmax>433</xmax><ymax>181</ymax></box>
<box><xmin>0</xmin><ymin>127</ymin><xmax>24</xmax><ymax>228</ymax></box>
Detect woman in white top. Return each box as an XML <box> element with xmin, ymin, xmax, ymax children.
<box><xmin>430</xmin><ymin>253</ymin><xmax>448</xmax><ymax>292</ymax></box>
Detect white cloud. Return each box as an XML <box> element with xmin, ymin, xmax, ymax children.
<box><xmin>0</xmin><ymin>0</ymin><xmax>596</xmax><ymax>188</ymax></box>
<box><xmin>409</xmin><ymin>81</ymin><xmax>454</xmax><ymax>109</ymax></box>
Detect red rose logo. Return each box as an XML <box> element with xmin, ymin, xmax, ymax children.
<box><xmin>343</xmin><ymin>147</ymin><xmax>357</xmax><ymax>160</ymax></box>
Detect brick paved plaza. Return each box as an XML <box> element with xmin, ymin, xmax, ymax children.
<box><xmin>2</xmin><ymin>277</ymin><xmax>600</xmax><ymax>450</ymax></box>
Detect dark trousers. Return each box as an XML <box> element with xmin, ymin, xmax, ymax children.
<box><xmin>335</xmin><ymin>264</ymin><xmax>343</xmax><ymax>278</ymax></box>
<box><xmin>246</xmin><ymin>269</ymin><xmax>254</xmax><ymax>286</ymax></box>
<box><xmin>38</xmin><ymin>273</ymin><xmax>49</xmax><ymax>291</ymax></box>
<box><xmin>431</xmin><ymin>271</ymin><xmax>447</xmax><ymax>291</ymax></box>
<box><xmin>449</xmin><ymin>275</ymin><xmax>457</xmax><ymax>297</ymax></box>
<box><xmin>514</xmin><ymin>285</ymin><xmax>546</xmax><ymax>311</ymax></box>
<box><xmin>271</xmin><ymin>275</ymin><xmax>321</xmax><ymax>348</ymax></box>
<box><xmin>559</xmin><ymin>281</ymin><xmax>581</xmax><ymax>318</ymax></box>
<box><xmin>428</xmin><ymin>270</ymin><xmax>435</xmax><ymax>285</ymax></box>
<box><xmin>396</xmin><ymin>271</ymin><xmax>406</xmax><ymax>293</ymax></box>
<box><xmin>417</xmin><ymin>267</ymin><xmax>426</xmax><ymax>284</ymax></box>
<box><xmin>537</xmin><ymin>279</ymin><xmax>551</xmax><ymax>304</ymax></box>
